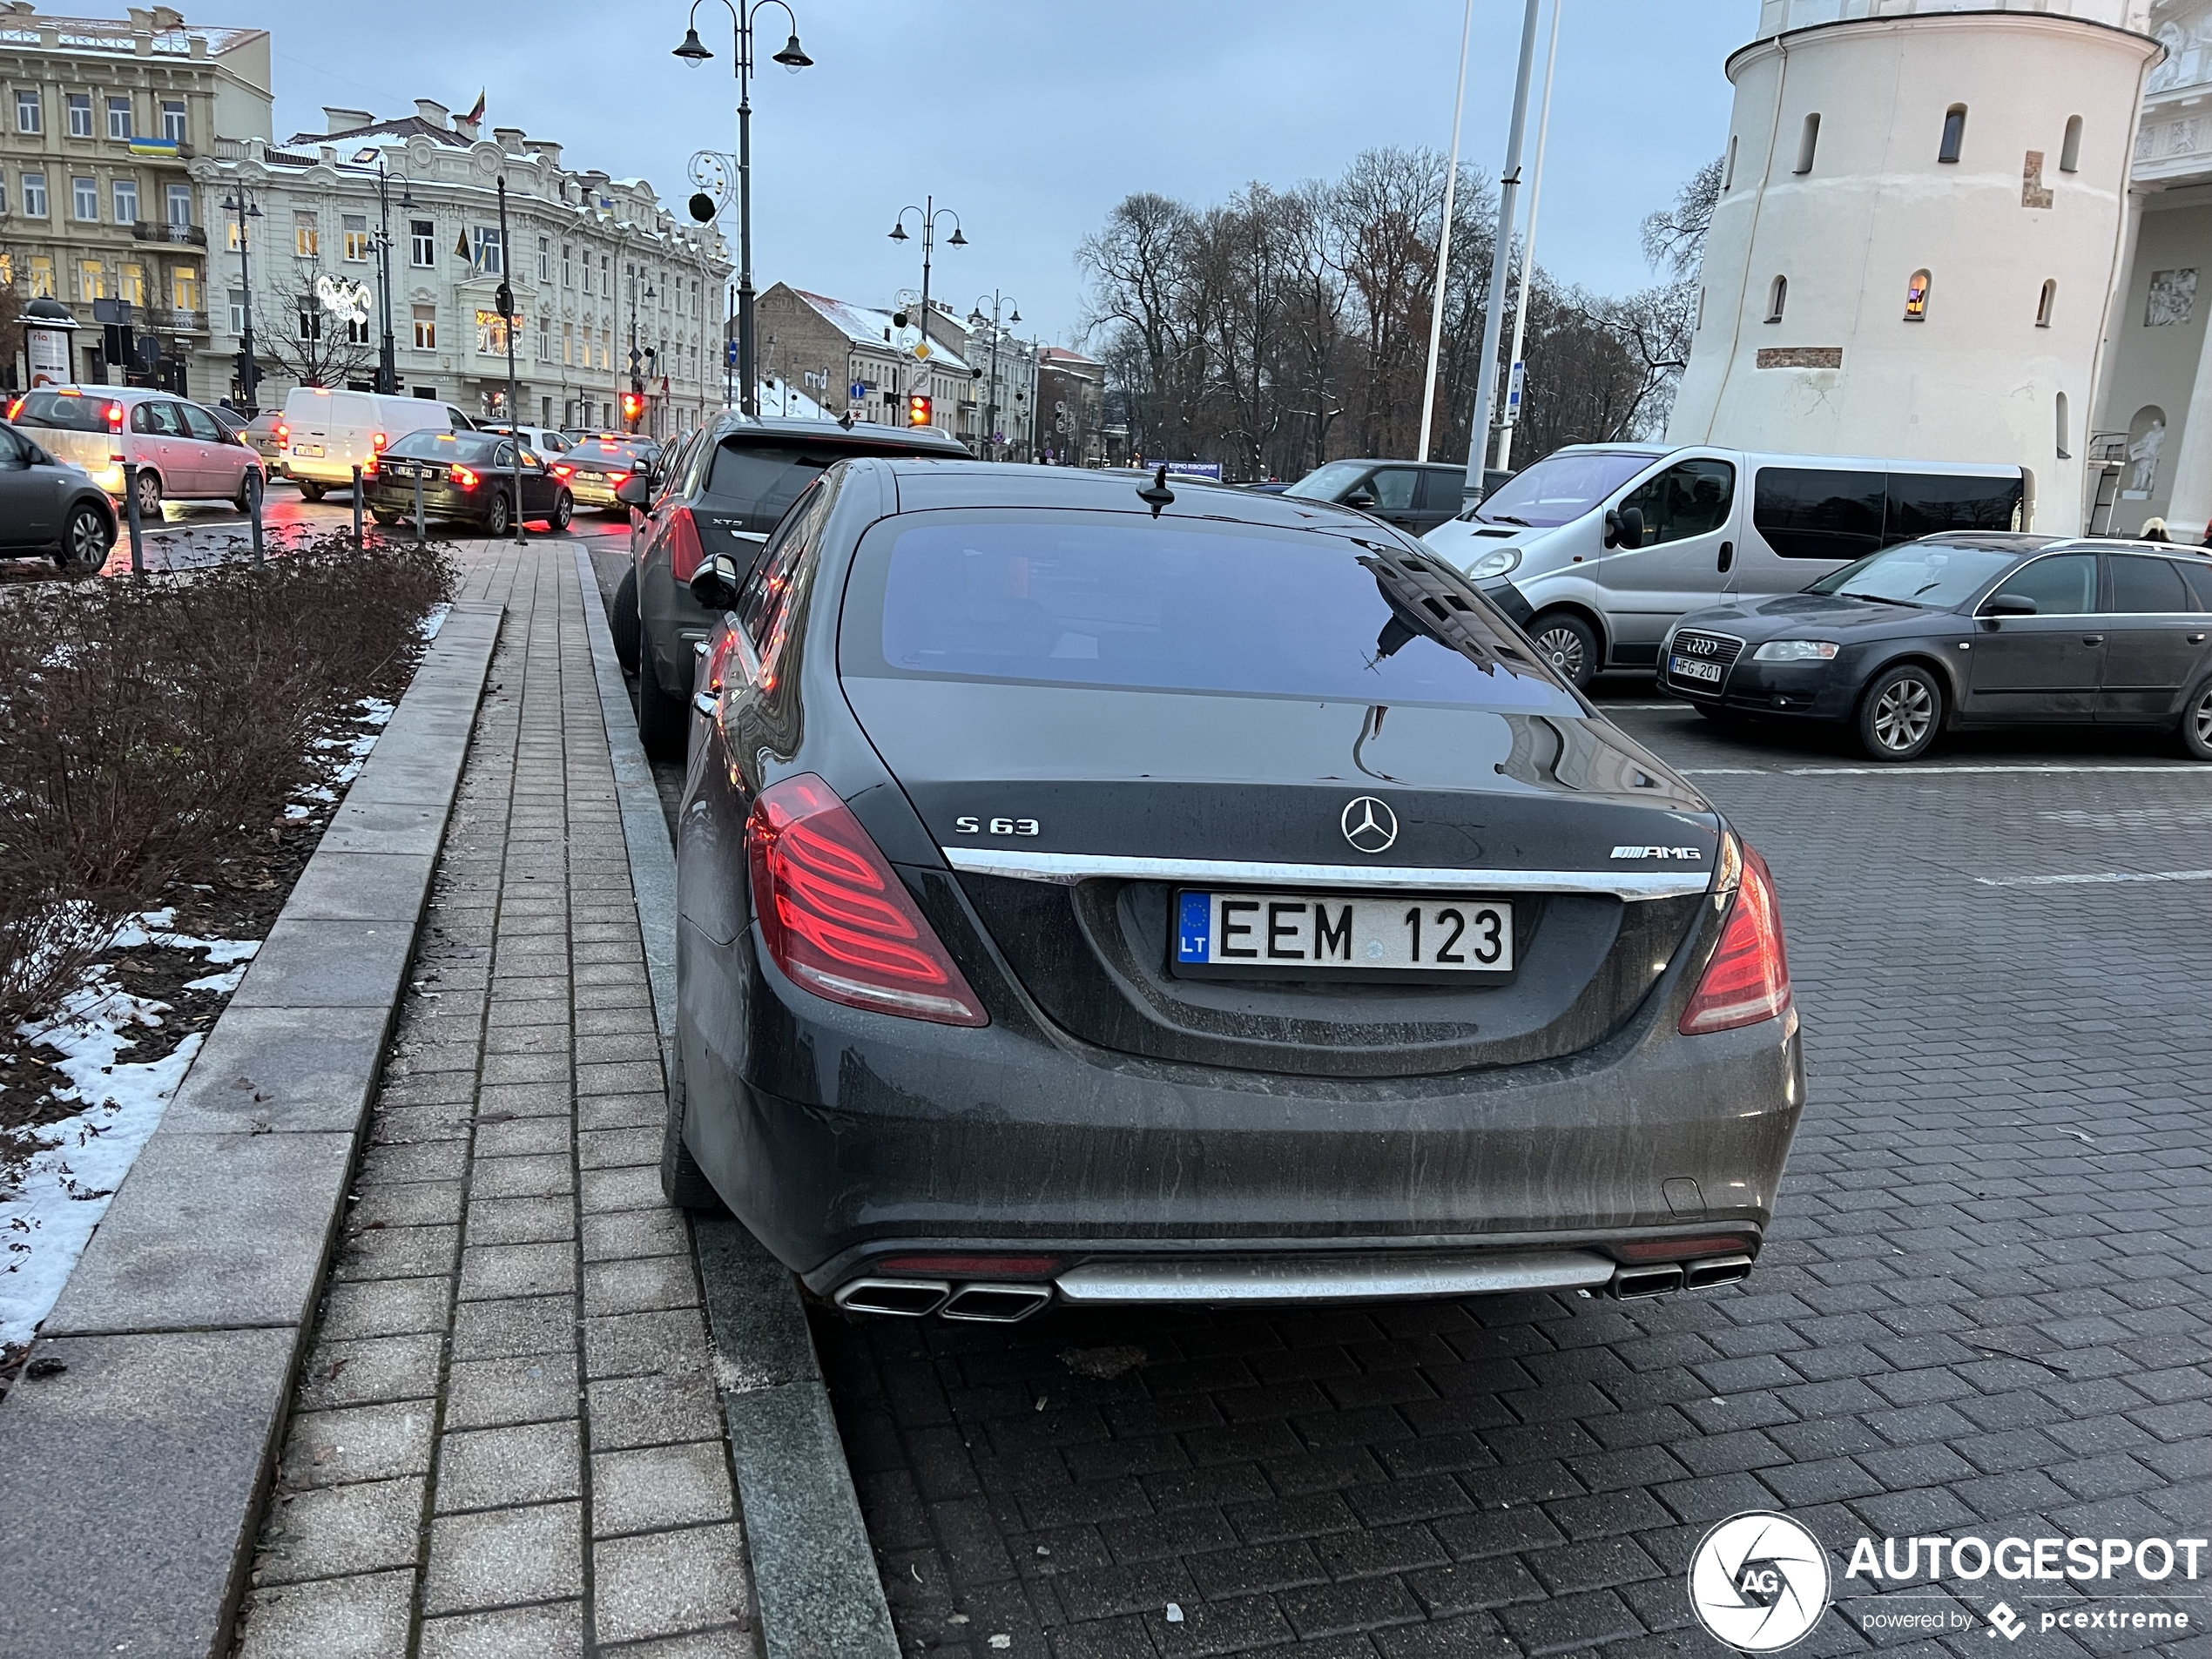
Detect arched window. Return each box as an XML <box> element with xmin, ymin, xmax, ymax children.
<box><xmin>2060</xmin><ymin>115</ymin><xmax>2083</xmax><ymax>173</ymax></box>
<box><xmin>1939</xmin><ymin>104</ymin><xmax>1967</xmax><ymax>163</ymax></box>
<box><xmin>1724</xmin><ymin>133</ymin><xmax>1737</xmax><ymax>191</ymax></box>
<box><xmin>1795</xmin><ymin>113</ymin><xmax>1822</xmax><ymax>174</ymax></box>
<box><xmin>2055</xmin><ymin>391</ymin><xmax>2071</xmax><ymax>461</ymax></box>
<box><xmin>2037</xmin><ymin>279</ymin><xmax>2057</xmax><ymax>327</ymax></box>
<box><xmin>1905</xmin><ymin>269</ymin><xmax>1931</xmax><ymax>320</ymax></box>
<box><xmin>1766</xmin><ymin>275</ymin><xmax>1788</xmax><ymax>323</ymax></box>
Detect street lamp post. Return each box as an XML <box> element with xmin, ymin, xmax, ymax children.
<box><xmin>496</xmin><ymin>175</ymin><xmax>523</xmax><ymax>544</ymax></box>
<box><xmin>220</xmin><ymin>186</ymin><xmax>263</xmax><ymax>415</ymax></box>
<box><xmin>965</xmin><ymin>291</ymin><xmax>1020</xmax><ymax>461</ymax></box>
<box><xmin>888</xmin><ymin>199</ymin><xmax>965</xmax><ymax>435</ymax></box>
<box><xmin>370</xmin><ymin>156</ymin><xmax>415</xmax><ymax>395</ymax></box>
<box><xmin>626</xmin><ymin>256</ymin><xmax>656</xmax><ymax>433</ymax></box>
<box><xmin>673</xmin><ymin>0</ymin><xmax>812</xmax><ymax>421</ymax></box>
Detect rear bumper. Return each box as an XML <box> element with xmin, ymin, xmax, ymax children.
<box><xmin>678</xmin><ymin>915</ymin><xmax>1805</xmax><ymax>1302</ymax></box>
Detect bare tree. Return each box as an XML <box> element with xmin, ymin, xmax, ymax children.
<box><xmin>255</xmin><ymin>263</ymin><xmax>375</xmax><ymax>390</ymax></box>
<box><xmin>1641</xmin><ymin>157</ymin><xmax>1723</xmax><ymax>280</ymax></box>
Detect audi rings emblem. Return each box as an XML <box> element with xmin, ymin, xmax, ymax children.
<box><xmin>1340</xmin><ymin>796</ymin><xmax>1399</xmax><ymax>854</ymax></box>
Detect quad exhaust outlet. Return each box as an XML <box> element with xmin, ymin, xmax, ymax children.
<box><xmin>1609</xmin><ymin>1252</ymin><xmax>1754</xmax><ymax>1298</ymax></box>
<box><xmin>832</xmin><ymin>1278</ymin><xmax>1054</xmax><ymax>1322</ymax></box>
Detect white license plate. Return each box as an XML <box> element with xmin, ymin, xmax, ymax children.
<box><xmin>293</xmin><ymin>443</ymin><xmax>325</xmax><ymax>458</ymax></box>
<box><xmin>1669</xmin><ymin>655</ymin><xmax>1723</xmax><ymax>683</ymax></box>
<box><xmin>384</xmin><ymin>462</ymin><xmax>419</xmax><ymax>479</ymax></box>
<box><xmin>1177</xmin><ymin>890</ymin><xmax>1512</xmax><ymax>973</ymax></box>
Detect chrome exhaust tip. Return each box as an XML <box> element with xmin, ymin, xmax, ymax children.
<box><xmin>1683</xmin><ymin>1253</ymin><xmax>1754</xmax><ymax>1291</ymax></box>
<box><xmin>941</xmin><ymin>1283</ymin><xmax>1055</xmax><ymax>1323</ymax></box>
<box><xmin>833</xmin><ymin>1278</ymin><xmax>950</xmax><ymax>1317</ymax></box>
<box><xmin>1610</xmin><ymin>1261</ymin><xmax>1685</xmax><ymax>1298</ymax></box>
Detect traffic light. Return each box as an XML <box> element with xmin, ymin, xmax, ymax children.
<box><xmin>907</xmin><ymin>393</ymin><xmax>933</xmax><ymax>428</ymax></box>
<box><xmin>621</xmin><ymin>391</ymin><xmax>644</xmax><ymax>430</ymax></box>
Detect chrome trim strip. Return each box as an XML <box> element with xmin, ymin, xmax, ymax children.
<box><xmin>941</xmin><ymin>848</ymin><xmax>1710</xmax><ymax>900</ymax></box>
<box><xmin>1055</xmin><ymin>1250</ymin><xmax>1615</xmax><ymax>1305</ymax></box>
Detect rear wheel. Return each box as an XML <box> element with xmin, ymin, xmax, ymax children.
<box><xmin>55</xmin><ymin>502</ymin><xmax>111</xmax><ymax>577</ymax></box>
<box><xmin>548</xmin><ymin>489</ymin><xmax>573</xmax><ymax>533</ymax></box>
<box><xmin>484</xmin><ymin>492</ymin><xmax>510</xmax><ymax>537</ymax></box>
<box><xmin>611</xmin><ymin>566</ymin><xmax>641</xmax><ymax>676</ymax></box>
<box><xmin>298</xmin><ymin>480</ymin><xmax>327</xmax><ymax>503</ymax></box>
<box><xmin>1856</xmin><ymin>664</ymin><xmax>1942</xmax><ymax>761</ymax></box>
<box><xmin>637</xmin><ymin>658</ymin><xmax>687</xmax><ymax>759</ymax></box>
<box><xmin>1529</xmin><ymin>611</ymin><xmax>1599</xmax><ymax>690</ymax></box>
<box><xmin>659</xmin><ymin>1038</ymin><xmax>723</xmax><ymax>1211</ymax></box>
<box><xmin>2180</xmin><ymin>674</ymin><xmax>2212</xmax><ymax>760</ymax></box>
<box><xmin>132</xmin><ymin>468</ymin><xmax>164</xmax><ymax>523</ymax></box>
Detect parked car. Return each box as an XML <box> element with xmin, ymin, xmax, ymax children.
<box><xmin>659</xmin><ymin>457</ymin><xmax>1804</xmax><ymax>1319</ymax></box>
<box><xmin>1423</xmin><ymin>443</ymin><xmax>2027</xmax><ymax>688</ymax></box>
<box><xmin>239</xmin><ymin>411</ymin><xmax>288</xmax><ymax>477</ymax></box>
<box><xmin>361</xmin><ymin>428</ymin><xmax>572</xmax><ymax>536</ymax></box>
<box><xmin>1283</xmin><ymin>459</ymin><xmax>1482</xmax><ymax>538</ymax></box>
<box><xmin>282</xmin><ymin>388</ymin><xmax>475</xmax><ymax>502</ymax></box>
<box><xmin>615</xmin><ymin>412</ymin><xmax>968</xmax><ymax>757</ymax></box>
<box><xmin>1661</xmin><ymin>532</ymin><xmax>2212</xmax><ymax>761</ymax></box>
<box><xmin>0</xmin><ymin>417</ymin><xmax>118</xmax><ymax>576</ymax></box>
<box><xmin>5</xmin><ymin>385</ymin><xmax>265</xmax><ymax>519</ymax></box>
<box><xmin>550</xmin><ymin>432</ymin><xmax>659</xmax><ymax>516</ymax></box>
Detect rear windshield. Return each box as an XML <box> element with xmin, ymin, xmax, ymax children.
<box><xmin>705</xmin><ymin>443</ymin><xmax>834</xmax><ymax>516</ymax></box>
<box><xmin>841</xmin><ymin>511</ymin><xmax>1567</xmax><ymax>708</ymax></box>
<box><xmin>386</xmin><ymin>429</ymin><xmax>501</xmax><ymax>462</ymax></box>
<box><xmin>11</xmin><ymin>391</ymin><xmax>114</xmax><ymax>432</ymax></box>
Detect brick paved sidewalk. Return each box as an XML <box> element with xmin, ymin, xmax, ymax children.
<box><xmin>232</xmin><ymin>543</ymin><xmax>759</xmax><ymax>1658</ymax></box>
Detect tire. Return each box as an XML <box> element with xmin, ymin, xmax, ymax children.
<box><xmin>233</xmin><ymin>471</ymin><xmax>261</xmax><ymax>515</ymax></box>
<box><xmin>636</xmin><ymin>655</ymin><xmax>687</xmax><ymax>760</ymax></box>
<box><xmin>659</xmin><ymin>1037</ymin><xmax>723</xmax><ymax>1211</ymax></box>
<box><xmin>132</xmin><ymin>468</ymin><xmax>163</xmax><ymax>523</ymax></box>
<box><xmin>1530</xmin><ymin>611</ymin><xmax>1600</xmax><ymax>690</ymax></box>
<box><xmin>2180</xmin><ymin>674</ymin><xmax>2212</xmax><ymax>760</ymax></box>
<box><xmin>611</xmin><ymin>565</ymin><xmax>642</xmax><ymax>676</ymax></box>
<box><xmin>1856</xmin><ymin>664</ymin><xmax>1942</xmax><ymax>761</ymax></box>
<box><xmin>298</xmin><ymin>480</ymin><xmax>327</xmax><ymax>502</ymax></box>
<box><xmin>54</xmin><ymin>502</ymin><xmax>111</xmax><ymax>577</ymax></box>
<box><xmin>484</xmin><ymin>492</ymin><xmax>510</xmax><ymax>537</ymax></box>
<box><xmin>549</xmin><ymin>489</ymin><xmax>573</xmax><ymax>533</ymax></box>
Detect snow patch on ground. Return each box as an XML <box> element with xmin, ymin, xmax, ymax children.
<box><xmin>419</xmin><ymin>603</ymin><xmax>452</xmax><ymax>641</ymax></box>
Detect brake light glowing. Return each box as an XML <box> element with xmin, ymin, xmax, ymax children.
<box><xmin>106</xmin><ymin>403</ymin><xmax>125</xmax><ymax>429</ymax></box>
<box><xmin>372</xmin><ymin>430</ymin><xmax>388</xmax><ymax>450</ymax></box>
<box><xmin>1679</xmin><ymin>841</ymin><xmax>1791</xmax><ymax>1035</ymax></box>
<box><xmin>450</xmin><ymin>464</ymin><xmax>480</xmax><ymax>490</ymax></box>
<box><xmin>747</xmin><ymin>773</ymin><xmax>987</xmax><ymax>1027</ymax></box>
<box><xmin>666</xmin><ymin>505</ymin><xmax>707</xmax><ymax>582</ymax></box>
<box><xmin>362</xmin><ymin>455</ymin><xmax>378</xmax><ymax>478</ymax></box>
<box><xmin>606</xmin><ymin>469</ymin><xmax>629</xmax><ymax>486</ymax></box>
<box><xmin>551</xmin><ymin>463</ymin><xmax>572</xmax><ymax>480</ymax></box>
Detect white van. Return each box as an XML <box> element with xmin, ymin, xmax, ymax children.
<box><xmin>281</xmin><ymin>388</ymin><xmax>476</xmax><ymax>500</ymax></box>
<box><xmin>1423</xmin><ymin>444</ymin><xmax>2027</xmax><ymax>686</ymax></box>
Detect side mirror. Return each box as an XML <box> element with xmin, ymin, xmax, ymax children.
<box><xmin>1616</xmin><ymin>505</ymin><xmax>1645</xmax><ymax>548</ymax></box>
<box><xmin>1344</xmin><ymin>489</ymin><xmax>1378</xmax><ymax>510</ymax></box>
<box><xmin>691</xmin><ymin>554</ymin><xmax>742</xmax><ymax>611</ymax></box>
<box><xmin>614</xmin><ymin>474</ymin><xmax>651</xmax><ymax>508</ymax></box>
<box><xmin>1983</xmin><ymin>592</ymin><xmax>2037</xmax><ymax>617</ymax></box>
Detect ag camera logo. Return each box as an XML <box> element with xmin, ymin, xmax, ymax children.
<box><xmin>1689</xmin><ymin>1511</ymin><xmax>1833</xmax><ymax>1651</ymax></box>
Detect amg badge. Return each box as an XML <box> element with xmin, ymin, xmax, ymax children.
<box><xmin>1611</xmin><ymin>845</ymin><xmax>1703</xmax><ymax>860</ymax></box>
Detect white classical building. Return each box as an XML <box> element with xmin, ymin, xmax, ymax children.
<box><xmin>189</xmin><ymin>100</ymin><xmax>731</xmax><ymax>435</ymax></box>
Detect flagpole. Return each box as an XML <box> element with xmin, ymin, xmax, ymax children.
<box><xmin>1417</xmin><ymin>0</ymin><xmax>1475</xmax><ymax>465</ymax></box>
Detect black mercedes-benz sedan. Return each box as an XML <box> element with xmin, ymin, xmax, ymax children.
<box><xmin>664</xmin><ymin>459</ymin><xmax>1805</xmax><ymax>1320</ymax></box>
<box><xmin>1661</xmin><ymin>533</ymin><xmax>2212</xmax><ymax>762</ymax></box>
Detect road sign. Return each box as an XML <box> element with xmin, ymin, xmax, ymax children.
<box><xmin>914</xmin><ymin>342</ymin><xmax>932</xmax><ymax>361</ymax></box>
<box><xmin>850</xmin><ymin>381</ymin><xmax>867</xmax><ymax>401</ymax></box>
<box><xmin>726</xmin><ymin>341</ymin><xmax>739</xmax><ymax>367</ymax></box>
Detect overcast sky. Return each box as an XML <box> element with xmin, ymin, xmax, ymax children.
<box><xmin>208</xmin><ymin>0</ymin><xmax>1757</xmax><ymax>347</ymax></box>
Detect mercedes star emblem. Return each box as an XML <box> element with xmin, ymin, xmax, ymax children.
<box><xmin>1340</xmin><ymin>796</ymin><xmax>1399</xmax><ymax>854</ymax></box>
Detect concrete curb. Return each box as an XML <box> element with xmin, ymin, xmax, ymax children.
<box><xmin>0</xmin><ymin>601</ymin><xmax>502</xmax><ymax>1659</ymax></box>
<box><xmin>570</xmin><ymin>545</ymin><xmax>900</xmax><ymax>1659</ymax></box>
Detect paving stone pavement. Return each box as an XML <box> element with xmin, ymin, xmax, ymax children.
<box><xmin>810</xmin><ymin>710</ymin><xmax>2212</xmax><ymax>1659</ymax></box>
<box><xmin>231</xmin><ymin>543</ymin><xmax>759</xmax><ymax>1658</ymax></box>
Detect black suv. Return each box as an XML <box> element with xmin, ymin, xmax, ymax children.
<box><xmin>1282</xmin><ymin>458</ymin><xmax>1484</xmax><ymax>538</ymax></box>
<box><xmin>612</xmin><ymin>414</ymin><xmax>970</xmax><ymax>757</ymax></box>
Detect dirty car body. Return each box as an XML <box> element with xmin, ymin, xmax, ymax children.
<box><xmin>670</xmin><ymin>460</ymin><xmax>1805</xmax><ymax>1319</ymax></box>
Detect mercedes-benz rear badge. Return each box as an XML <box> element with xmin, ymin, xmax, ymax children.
<box><xmin>1341</xmin><ymin>796</ymin><xmax>1398</xmax><ymax>854</ymax></box>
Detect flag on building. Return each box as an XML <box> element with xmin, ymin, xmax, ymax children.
<box><xmin>464</xmin><ymin>89</ymin><xmax>487</xmax><ymax>125</ymax></box>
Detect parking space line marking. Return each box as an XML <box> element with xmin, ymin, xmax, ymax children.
<box><xmin>1681</xmin><ymin>767</ymin><xmax>1770</xmax><ymax>775</ymax></box>
<box><xmin>1973</xmin><ymin>868</ymin><xmax>2212</xmax><ymax>888</ymax></box>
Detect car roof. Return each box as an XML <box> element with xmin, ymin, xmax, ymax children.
<box><xmin>879</xmin><ymin>457</ymin><xmax>1392</xmax><ymax>529</ymax></box>
<box><xmin>712</xmin><ymin>412</ymin><xmax>969</xmax><ymax>455</ymax></box>
<box><xmin>1313</xmin><ymin>457</ymin><xmax>1467</xmax><ymax>470</ymax></box>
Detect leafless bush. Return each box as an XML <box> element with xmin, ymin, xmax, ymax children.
<box><xmin>0</xmin><ymin>532</ymin><xmax>454</xmax><ymax>1028</ymax></box>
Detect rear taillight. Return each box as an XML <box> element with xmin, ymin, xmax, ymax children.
<box><xmin>1679</xmin><ymin>840</ymin><xmax>1791</xmax><ymax>1035</ymax></box>
<box><xmin>275</xmin><ymin>421</ymin><xmax>287</xmax><ymax>442</ymax></box>
<box><xmin>606</xmin><ymin>469</ymin><xmax>630</xmax><ymax>486</ymax></box>
<box><xmin>746</xmin><ymin>773</ymin><xmax>987</xmax><ymax>1027</ymax></box>
<box><xmin>106</xmin><ymin>402</ymin><xmax>124</xmax><ymax>429</ymax></box>
<box><xmin>666</xmin><ymin>505</ymin><xmax>707</xmax><ymax>582</ymax></box>
<box><xmin>551</xmin><ymin>463</ymin><xmax>573</xmax><ymax>480</ymax></box>
<box><xmin>4</xmin><ymin>397</ymin><xmax>21</xmax><ymax>420</ymax></box>
<box><xmin>362</xmin><ymin>455</ymin><xmax>378</xmax><ymax>478</ymax></box>
<box><xmin>451</xmin><ymin>464</ymin><xmax>480</xmax><ymax>490</ymax></box>
<box><xmin>373</xmin><ymin>430</ymin><xmax>388</xmax><ymax>450</ymax></box>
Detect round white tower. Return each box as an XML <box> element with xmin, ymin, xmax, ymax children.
<box><xmin>1667</xmin><ymin>0</ymin><xmax>2161</xmax><ymax>535</ymax></box>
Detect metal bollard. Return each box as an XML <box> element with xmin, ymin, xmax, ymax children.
<box><xmin>247</xmin><ymin>468</ymin><xmax>265</xmax><ymax>564</ymax></box>
<box><xmin>121</xmin><ymin>460</ymin><xmax>145</xmax><ymax>575</ymax></box>
<box><xmin>412</xmin><ymin>470</ymin><xmax>425</xmax><ymax>543</ymax></box>
<box><xmin>352</xmin><ymin>464</ymin><xmax>364</xmax><ymax>549</ymax></box>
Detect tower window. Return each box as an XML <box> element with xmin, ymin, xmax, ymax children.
<box><xmin>1905</xmin><ymin>270</ymin><xmax>1931</xmax><ymax>320</ymax></box>
<box><xmin>1723</xmin><ymin>134</ymin><xmax>1737</xmax><ymax>191</ymax></box>
<box><xmin>2037</xmin><ymin>279</ymin><xmax>2057</xmax><ymax>327</ymax></box>
<box><xmin>1939</xmin><ymin>105</ymin><xmax>1967</xmax><ymax>164</ymax></box>
<box><xmin>2060</xmin><ymin>115</ymin><xmax>2082</xmax><ymax>173</ymax></box>
<box><xmin>1795</xmin><ymin>113</ymin><xmax>1821</xmax><ymax>175</ymax></box>
<box><xmin>1766</xmin><ymin>275</ymin><xmax>1788</xmax><ymax>323</ymax></box>
<box><xmin>2055</xmin><ymin>391</ymin><xmax>2070</xmax><ymax>461</ymax></box>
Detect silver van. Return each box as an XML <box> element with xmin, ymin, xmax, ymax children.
<box><xmin>1422</xmin><ymin>444</ymin><xmax>2027</xmax><ymax>686</ymax></box>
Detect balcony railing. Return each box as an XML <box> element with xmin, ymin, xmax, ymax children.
<box><xmin>132</xmin><ymin>220</ymin><xmax>207</xmax><ymax>247</ymax></box>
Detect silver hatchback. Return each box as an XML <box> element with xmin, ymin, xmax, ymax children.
<box><xmin>5</xmin><ymin>386</ymin><xmax>265</xmax><ymax>520</ymax></box>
